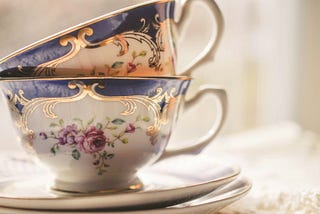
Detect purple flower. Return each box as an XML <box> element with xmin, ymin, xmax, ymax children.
<box><xmin>39</xmin><ymin>132</ymin><xmax>47</xmax><ymax>140</ymax></box>
<box><xmin>57</xmin><ymin>124</ymin><xmax>78</xmax><ymax>145</ymax></box>
<box><xmin>125</xmin><ymin>123</ymin><xmax>136</xmax><ymax>133</ymax></box>
<box><xmin>77</xmin><ymin>126</ymin><xmax>108</xmax><ymax>153</ymax></box>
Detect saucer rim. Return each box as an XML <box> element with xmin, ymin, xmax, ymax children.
<box><xmin>0</xmin><ymin>162</ymin><xmax>240</xmax><ymax>210</ymax></box>
<box><xmin>0</xmin><ymin>177</ymin><xmax>251</xmax><ymax>214</ymax></box>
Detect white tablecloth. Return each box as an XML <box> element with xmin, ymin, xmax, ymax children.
<box><xmin>206</xmin><ymin>122</ymin><xmax>320</xmax><ymax>213</ymax></box>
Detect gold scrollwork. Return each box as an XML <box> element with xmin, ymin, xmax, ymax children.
<box><xmin>33</xmin><ymin>14</ymin><xmax>169</xmax><ymax>76</ymax></box>
<box><xmin>34</xmin><ymin>28</ymin><xmax>128</xmax><ymax>76</ymax></box>
<box><xmin>8</xmin><ymin>82</ymin><xmax>177</xmax><ymax>139</ymax></box>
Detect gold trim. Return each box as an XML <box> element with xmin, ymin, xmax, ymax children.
<box><xmin>0</xmin><ymin>75</ymin><xmax>191</xmax><ymax>82</ymax></box>
<box><xmin>8</xmin><ymin>82</ymin><xmax>177</xmax><ymax>139</ymax></box>
<box><xmin>0</xmin><ymin>0</ymin><xmax>174</xmax><ymax>64</ymax></box>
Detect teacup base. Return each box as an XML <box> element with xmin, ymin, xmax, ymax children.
<box><xmin>51</xmin><ymin>176</ymin><xmax>143</xmax><ymax>194</ymax></box>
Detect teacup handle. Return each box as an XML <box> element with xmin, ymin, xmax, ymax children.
<box><xmin>157</xmin><ymin>86</ymin><xmax>227</xmax><ymax>161</ymax></box>
<box><xmin>175</xmin><ymin>0</ymin><xmax>224</xmax><ymax>76</ymax></box>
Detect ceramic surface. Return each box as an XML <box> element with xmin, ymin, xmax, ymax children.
<box><xmin>0</xmin><ymin>155</ymin><xmax>242</xmax><ymax>210</ymax></box>
<box><xmin>0</xmin><ymin>178</ymin><xmax>251</xmax><ymax>214</ymax></box>
<box><xmin>0</xmin><ymin>0</ymin><xmax>224</xmax><ymax>78</ymax></box>
<box><xmin>0</xmin><ymin>77</ymin><xmax>227</xmax><ymax>193</ymax></box>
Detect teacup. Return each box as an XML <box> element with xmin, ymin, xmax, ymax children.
<box><xmin>0</xmin><ymin>0</ymin><xmax>223</xmax><ymax>78</ymax></box>
<box><xmin>0</xmin><ymin>76</ymin><xmax>227</xmax><ymax>193</ymax></box>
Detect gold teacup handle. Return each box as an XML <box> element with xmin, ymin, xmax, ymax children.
<box><xmin>175</xmin><ymin>0</ymin><xmax>224</xmax><ymax>76</ymax></box>
<box><xmin>157</xmin><ymin>86</ymin><xmax>227</xmax><ymax>161</ymax></box>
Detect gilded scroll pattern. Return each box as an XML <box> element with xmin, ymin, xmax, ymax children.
<box><xmin>33</xmin><ymin>15</ymin><xmax>171</xmax><ymax>76</ymax></box>
<box><xmin>7</xmin><ymin>81</ymin><xmax>176</xmax><ymax>141</ymax></box>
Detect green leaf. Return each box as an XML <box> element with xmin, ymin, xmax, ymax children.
<box><xmin>50</xmin><ymin>147</ymin><xmax>56</xmax><ymax>155</ymax></box>
<box><xmin>132</xmin><ymin>51</ymin><xmax>137</xmax><ymax>58</ymax></box>
<box><xmin>139</xmin><ymin>50</ymin><xmax>147</xmax><ymax>56</ymax></box>
<box><xmin>49</xmin><ymin>123</ymin><xmax>59</xmax><ymax>128</ymax></box>
<box><xmin>107</xmin><ymin>126</ymin><xmax>118</xmax><ymax>130</ymax></box>
<box><xmin>111</xmin><ymin>118</ymin><xmax>126</xmax><ymax>125</ymax></box>
<box><xmin>73</xmin><ymin>118</ymin><xmax>83</xmax><ymax>124</ymax></box>
<box><xmin>143</xmin><ymin>116</ymin><xmax>150</xmax><ymax>122</ymax></box>
<box><xmin>136</xmin><ymin>115</ymin><xmax>142</xmax><ymax>121</ymax></box>
<box><xmin>72</xmin><ymin>149</ymin><xmax>81</xmax><ymax>160</ymax></box>
<box><xmin>111</xmin><ymin>61</ymin><xmax>124</xmax><ymax>69</ymax></box>
<box><xmin>121</xmin><ymin>137</ymin><xmax>129</xmax><ymax>144</ymax></box>
<box><xmin>87</xmin><ymin>117</ymin><xmax>95</xmax><ymax>126</ymax></box>
<box><xmin>106</xmin><ymin>116</ymin><xmax>111</xmax><ymax>122</ymax></box>
<box><xmin>59</xmin><ymin>119</ymin><xmax>64</xmax><ymax>126</ymax></box>
<box><xmin>96</xmin><ymin>123</ymin><xmax>103</xmax><ymax>130</ymax></box>
<box><xmin>107</xmin><ymin>153</ymin><xmax>115</xmax><ymax>159</ymax></box>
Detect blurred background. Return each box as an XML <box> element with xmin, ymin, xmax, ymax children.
<box><xmin>0</xmin><ymin>0</ymin><xmax>319</xmax><ymax>150</ymax></box>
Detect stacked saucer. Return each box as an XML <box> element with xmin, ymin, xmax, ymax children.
<box><xmin>0</xmin><ymin>0</ymin><xmax>250</xmax><ymax>212</ymax></box>
<box><xmin>0</xmin><ymin>154</ymin><xmax>250</xmax><ymax>213</ymax></box>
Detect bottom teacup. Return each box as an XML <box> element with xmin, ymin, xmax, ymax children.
<box><xmin>0</xmin><ymin>76</ymin><xmax>227</xmax><ymax>193</ymax></box>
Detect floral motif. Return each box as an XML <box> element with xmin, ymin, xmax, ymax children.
<box><xmin>57</xmin><ymin>124</ymin><xmax>79</xmax><ymax>145</ymax></box>
<box><xmin>39</xmin><ymin>115</ymin><xmax>150</xmax><ymax>175</ymax></box>
<box><xmin>102</xmin><ymin>50</ymin><xmax>147</xmax><ymax>76</ymax></box>
<box><xmin>76</xmin><ymin>126</ymin><xmax>108</xmax><ymax>154</ymax></box>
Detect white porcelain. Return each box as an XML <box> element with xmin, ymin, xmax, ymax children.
<box><xmin>0</xmin><ymin>178</ymin><xmax>251</xmax><ymax>214</ymax></box>
<box><xmin>0</xmin><ymin>154</ymin><xmax>240</xmax><ymax>210</ymax></box>
<box><xmin>0</xmin><ymin>77</ymin><xmax>227</xmax><ymax>193</ymax></box>
<box><xmin>0</xmin><ymin>178</ymin><xmax>251</xmax><ymax>213</ymax></box>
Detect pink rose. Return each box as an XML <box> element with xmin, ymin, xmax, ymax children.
<box><xmin>125</xmin><ymin>123</ymin><xmax>136</xmax><ymax>133</ymax></box>
<box><xmin>76</xmin><ymin>126</ymin><xmax>108</xmax><ymax>153</ymax></box>
<box><xmin>127</xmin><ymin>62</ymin><xmax>137</xmax><ymax>73</ymax></box>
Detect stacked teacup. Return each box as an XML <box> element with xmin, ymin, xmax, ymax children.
<box><xmin>0</xmin><ymin>0</ymin><xmax>246</xmax><ymax>212</ymax></box>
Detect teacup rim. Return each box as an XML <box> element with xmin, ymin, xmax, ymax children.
<box><xmin>0</xmin><ymin>0</ymin><xmax>174</xmax><ymax>64</ymax></box>
<box><xmin>0</xmin><ymin>75</ymin><xmax>191</xmax><ymax>82</ymax></box>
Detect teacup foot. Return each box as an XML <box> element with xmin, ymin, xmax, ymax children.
<box><xmin>51</xmin><ymin>176</ymin><xmax>143</xmax><ymax>195</ymax></box>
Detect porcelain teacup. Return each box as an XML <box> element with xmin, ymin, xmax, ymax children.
<box><xmin>0</xmin><ymin>76</ymin><xmax>226</xmax><ymax>193</ymax></box>
<box><xmin>0</xmin><ymin>0</ymin><xmax>223</xmax><ymax>78</ymax></box>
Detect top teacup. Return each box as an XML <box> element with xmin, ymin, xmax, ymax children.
<box><xmin>0</xmin><ymin>0</ymin><xmax>223</xmax><ymax>78</ymax></box>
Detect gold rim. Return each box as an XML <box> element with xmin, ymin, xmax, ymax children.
<box><xmin>0</xmin><ymin>75</ymin><xmax>191</xmax><ymax>82</ymax></box>
<box><xmin>0</xmin><ymin>0</ymin><xmax>174</xmax><ymax>64</ymax></box>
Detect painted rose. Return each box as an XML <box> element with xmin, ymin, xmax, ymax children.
<box><xmin>77</xmin><ymin>126</ymin><xmax>108</xmax><ymax>153</ymax></box>
<box><xmin>127</xmin><ymin>62</ymin><xmax>137</xmax><ymax>73</ymax></box>
<box><xmin>57</xmin><ymin>124</ymin><xmax>78</xmax><ymax>145</ymax></box>
<box><xmin>125</xmin><ymin>123</ymin><xmax>136</xmax><ymax>133</ymax></box>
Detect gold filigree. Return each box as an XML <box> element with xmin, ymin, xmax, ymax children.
<box><xmin>34</xmin><ymin>28</ymin><xmax>128</xmax><ymax>76</ymax></box>
<box><xmin>33</xmin><ymin>14</ymin><xmax>169</xmax><ymax>75</ymax></box>
<box><xmin>8</xmin><ymin>82</ymin><xmax>177</xmax><ymax>139</ymax></box>
<box><xmin>153</xmin><ymin>14</ymin><xmax>167</xmax><ymax>52</ymax></box>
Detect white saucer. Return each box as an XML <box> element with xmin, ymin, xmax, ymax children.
<box><xmin>0</xmin><ymin>155</ymin><xmax>240</xmax><ymax>210</ymax></box>
<box><xmin>0</xmin><ymin>177</ymin><xmax>251</xmax><ymax>214</ymax></box>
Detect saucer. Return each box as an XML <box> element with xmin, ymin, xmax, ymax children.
<box><xmin>0</xmin><ymin>177</ymin><xmax>251</xmax><ymax>214</ymax></box>
<box><xmin>0</xmin><ymin>155</ymin><xmax>240</xmax><ymax>210</ymax></box>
